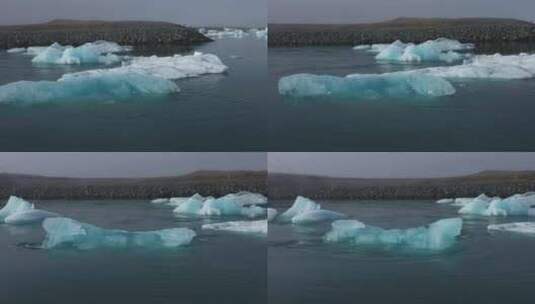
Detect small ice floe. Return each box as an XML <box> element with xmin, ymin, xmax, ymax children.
<box><xmin>324</xmin><ymin>217</ymin><xmax>463</xmax><ymax>251</ymax></box>
<box><xmin>42</xmin><ymin>217</ymin><xmax>196</xmax><ymax>249</ymax></box>
<box><xmin>0</xmin><ymin>196</ymin><xmax>59</xmax><ymax>225</ymax></box>
<box><xmin>488</xmin><ymin>222</ymin><xmax>535</xmax><ymax>235</ymax></box>
<box><xmin>202</xmin><ymin>220</ymin><xmax>267</xmax><ymax>235</ymax></box>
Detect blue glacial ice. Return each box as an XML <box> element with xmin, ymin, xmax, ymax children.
<box><xmin>0</xmin><ymin>196</ymin><xmax>59</xmax><ymax>224</ymax></box>
<box><xmin>488</xmin><ymin>222</ymin><xmax>535</xmax><ymax>235</ymax></box>
<box><xmin>278</xmin><ymin>72</ymin><xmax>456</xmax><ymax>99</ymax></box>
<box><xmin>202</xmin><ymin>220</ymin><xmax>267</xmax><ymax>235</ymax></box>
<box><xmin>291</xmin><ymin>210</ymin><xmax>347</xmax><ymax>225</ymax></box>
<box><xmin>457</xmin><ymin>192</ymin><xmax>535</xmax><ymax>216</ymax></box>
<box><xmin>30</xmin><ymin>41</ymin><xmax>130</xmax><ymax>65</ymax></box>
<box><xmin>324</xmin><ymin>218</ymin><xmax>463</xmax><ymax>250</ymax></box>
<box><xmin>278</xmin><ymin>196</ymin><xmax>321</xmax><ymax>221</ymax></box>
<box><xmin>354</xmin><ymin>38</ymin><xmax>474</xmax><ymax>63</ymax></box>
<box><xmin>42</xmin><ymin>217</ymin><xmax>196</xmax><ymax>250</ymax></box>
<box><xmin>0</xmin><ymin>72</ymin><xmax>179</xmax><ymax>104</ymax></box>
<box><xmin>168</xmin><ymin>192</ymin><xmax>267</xmax><ymax>218</ymax></box>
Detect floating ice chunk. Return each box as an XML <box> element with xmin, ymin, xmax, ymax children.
<box><xmin>198</xmin><ymin>198</ymin><xmax>242</xmax><ymax>216</ymax></box>
<box><xmin>7</xmin><ymin>48</ymin><xmax>26</xmax><ymax>53</ymax></box>
<box><xmin>323</xmin><ymin>220</ymin><xmax>366</xmax><ymax>242</ymax></box>
<box><xmin>5</xmin><ymin>209</ymin><xmax>59</xmax><ymax>225</ymax></box>
<box><xmin>253</xmin><ymin>28</ymin><xmax>268</xmax><ymax>39</ymax></box>
<box><xmin>436</xmin><ymin>198</ymin><xmax>455</xmax><ymax>204</ymax></box>
<box><xmin>421</xmin><ymin>53</ymin><xmax>535</xmax><ymax>79</ymax></box>
<box><xmin>352</xmin><ymin>45</ymin><xmax>372</xmax><ymax>51</ymax></box>
<box><xmin>0</xmin><ymin>196</ymin><xmax>34</xmax><ymax>222</ymax></box>
<box><xmin>488</xmin><ymin>222</ymin><xmax>535</xmax><ymax>235</ymax></box>
<box><xmin>61</xmin><ymin>52</ymin><xmax>228</xmax><ymax>81</ymax></box>
<box><xmin>42</xmin><ymin>217</ymin><xmax>196</xmax><ymax>250</ymax></box>
<box><xmin>267</xmin><ymin>208</ymin><xmax>278</xmax><ymax>222</ymax></box>
<box><xmin>452</xmin><ymin>197</ymin><xmax>475</xmax><ymax>207</ymax></box>
<box><xmin>173</xmin><ymin>194</ymin><xmax>205</xmax><ymax>215</ymax></box>
<box><xmin>32</xmin><ymin>42</ymin><xmax>125</xmax><ymax>65</ymax></box>
<box><xmin>150</xmin><ymin>198</ymin><xmax>170</xmax><ymax>204</ymax></box>
<box><xmin>366</xmin><ymin>38</ymin><xmax>472</xmax><ymax>63</ymax></box>
<box><xmin>325</xmin><ymin>218</ymin><xmax>463</xmax><ymax>250</ymax></box>
<box><xmin>279</xmin><ymin>196</ymin><xmax>321</xmax><ymax>221</ymax></box>
<box><xmin>0</xmin><ymin>72</ymin><xmax>179</xmax><ymax>104</ymax></box>
<box><xmin>218</xmin><ymin>191</ymin><xmax>268</xmax><ymax>206</ymax></box>
<box><xmin>291</xmin><ymin>210</ymin><xmax>347</xmax><ymax>225</ymax></box>
<box><xmin>458</xmin><ymin>194</ymin><xmax>492</xmax><ymax>215</ymax></box>
<box><xmin>202</xmin><ymin>220</ymin><xmax>267</xmax><ymax>235</ymax></box>
<box><xmin>279</xmin><ymin>72</ymin><xmax>455</xmax><ymax>99</ymax></box>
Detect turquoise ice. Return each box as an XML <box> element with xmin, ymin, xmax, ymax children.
<box><xmin>0</xmin><ymin>72</ymin><xmax>179</xmax><ymax>104</ymax></box>
<box><xmin>30</xmin><ymin>41</ymin><xmax>130</xmax><ymax>65</ymax></box>
<box><xmin>5</xmin><ymin>209</ymin><xmax>59</xmax><ymax>225</ymax></box>
<box><xmin>457</xmin><ymin>192</ymin><xmax>535</xmax><ymax>216</ymax></box>
<box><xmin>0</xmin><ymin>196</ymin><xmax>34</xmax><ymax>222</ymax></box>
<box><xmin>278</xmin><ymin>72</ymin><xmax>456</xmax><ymax>99</ymax></box>
<box><xmin>324</xmin><ymin>218</ymin><xmax>463</xmax><ymax>251</ymax></box>
<box><xmin>278</xmin><ymin>196</ymin><xmax>321</xmax><ymax>222</ymax></box>
<box><xmin>42</xmin><ymin>217</ymin><xmax>196</xmax><ymax>250</ymax></box>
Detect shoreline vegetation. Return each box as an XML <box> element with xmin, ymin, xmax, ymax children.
<box><xmin>0</xmin><ymin>19</ymin><xmax>211</xmax><ymax>49</ymax></box>
<box><xmin>268</xmin><ymin>17</ymin><xmax>535</xmax><ymax>48</ymax></box>
<box><xmin>268</xmin><ymin>171</ymin><xmax>535</xmax><ymax>200</ymax></box>
<box><xmin>0</xmin><ymin>171</ymin><xmax>266</xmax><ymax>200</ymax></box>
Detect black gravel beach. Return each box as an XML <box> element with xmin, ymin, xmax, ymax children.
<box><xmin>268</xmin><ymin>17</ymin><xmax>535</xmax><ymax>47</ymax></box>
<box><xmin>0</xmin><ymin>19</ymin><xmax>211</xmax><ymax>49</ymax></box>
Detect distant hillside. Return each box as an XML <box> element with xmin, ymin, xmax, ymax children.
<box><xmin>268</xmin><ymin>170</ymin><xmax>535</xmax><ymax>200</ymax></box>
<box><xmin>0</xmin><ymin>19</ymin><xmax>211</xmax><ymax>49</ymax></box>
<box><xmin>268</xmin><ymin>17</ymin><xmax>535</xmax><ymax>47</ymax></box>
<box><xmin>0</xmin><ymin>171</ymin><xmax>266</xmax><ymax>200</ymax></box>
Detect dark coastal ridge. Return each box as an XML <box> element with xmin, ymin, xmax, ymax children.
<box><xmin>268</xmin><ymin>170</ymin><xmax>535</xmax><ymax>200</ymax></box>
<box><xmin>0</xmin><ymin>19</ymin><xmax>211</xmax><ymax>49</ymax></box>
<box><xmin>0</xmin><ymin>171</ymin><xmax>266</xmax><ymax>200</ymax></box>
<box><xmin>268</xmin><ymin>17</ymin><xmax>535</xmax><ymax>47</ymax></box>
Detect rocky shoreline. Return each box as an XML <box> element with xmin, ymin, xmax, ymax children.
<box><xmin>0</xmin><ymin>171</ymin><xmax>266</xmax><ymax>200</ymax></box>
<box><xmin>268</xmin><ymin>171</ymin><xmax>535</xmax><ymax>201</ymax></box>
<box><xmin>268</xmin><ymin>18</ymin><xmax>535</xmax><ymax>47</ymax></box>
<box><xmin>0</xmin><ymin>19</ymin><xmax>211</xmax><ymax>49</ymax></box>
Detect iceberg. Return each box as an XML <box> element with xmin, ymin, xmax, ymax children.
<box><xmin>42</xmin><ymin>217</ymin><xmax>196</xmax><ymax>250</ymax></box>
<box><xmin>31</xmin><ymin>41</ymin><xmax>129</xmax><ymax>65</ymax></box>
<box><xmin>173</xmin><ymin>194</ymin><xmax>205</xmax><ymax>215</ymax></box>
<box><xmin>218</xmin><ymin>191</ymin><xmax>268</xmax><ymax>206</ymax></box>
<box><xmin>60</xmin><ymin>52</ymin><xmax>228</xmax><ymax>81</ymax></box>
<box><xmin>488</xmin><ymin>222</ymin><xmax>535</xmax><ymax>235</ymax></box>
<box><xmin>457</xmin><ymin>192</ymin><xmax>535</xmax><ymax>216</ymax></box>
<box><xmin>278</xmin><ymin>72</ymin><xmax>455</xmax><ymax>99</ymax></box>
<box><xmin>278</xmin><ymin>196</ymin><xmax>321</xmax><ymax>221</ymax></box>
<box><xmin>0</xmin><ymin>72</ymin><xmax>179</xmax><ymax>104</ymax></box>
<box><xmin>0</xmin><ymin>196</ymin><xmax>34</xmax><ymax>222</ymax></box>
<box><xmin>291</xmin><ymin>210</ymin><xmax>347</xmax><ymax>225</ymax></box>
<box><xmin>354</xmin><ymin>38</ymin><xmax>473</xmax><ymax>63</ymax></box>
<box><xmin>202</xmin><ymin>220</ymin><xmax>267</xmax><ymax>235</ymax></box>
<box><xmin>4</xmin><ymin>209</ymin><xmax>59</xmax><ymax>225</ymax></box>
<box><xmin>267</xmin><ymin>208</ymin><xmax>278</xmax><ymax>222</ymax></box>
<box><xmin>324</xmin><ymin>218</ymin><xmax>463</xmax><ymax>251</ymax></box>
<box><xmin>198</xmin><ymin>198</ymin><xmax>242</xmax><ymax>216</ymax></box>
<box><xmin>452</xmin><ymin>197</ymin><xmax>475</xmax><ymax>207</ymax></box>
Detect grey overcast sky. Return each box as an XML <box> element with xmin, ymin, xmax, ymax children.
<box><xmin>1</xmin><ymin>0</ymin><xmax>266</xmax><ymax>27</ymax></box>
<box><xmin>269</xmin><ymin>0</ymin><xmax>535</xmax><ymax>24</ymax></box>
<box><xmin>269</xmin><ymin>153</ymin><xmax>535</xmax><ymax>178</ymax></box>
<box><xmin>0</xmin><ymin>153</ymin><xmax>266</xmax><ymax>178</ymax></box>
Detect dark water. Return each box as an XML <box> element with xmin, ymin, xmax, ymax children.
<box><xmin>0</xmin><ymin>37</ymin><xmax>268</xmax><ymax>151</ymax></box>
<box><xmin>0</xmin><ymin>200</ymin><xmax>266</xmax><ymax>304</ymax></box>
<box><xmin>268</xmin><ymin>46</ymin><xmax>535</xmax><ymax>151</ymax></box>
<box><xmin>269</xmin><ymin>200</ymin><xmax>535</xmax><ymax>304</ymax></box>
